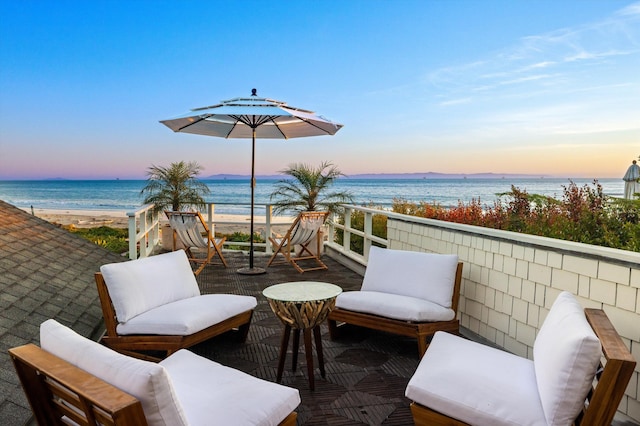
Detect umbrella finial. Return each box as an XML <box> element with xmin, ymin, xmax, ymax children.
<box><xmin>251</xmin><ymin>88</ymin><xmax>257</xmax><ymax>96</ymax></box>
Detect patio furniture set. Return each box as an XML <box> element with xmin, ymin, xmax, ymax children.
<box><xmin>8</xmin><ymin>216</ymin><xmax>636</xmax><ymax>425</ymax></box>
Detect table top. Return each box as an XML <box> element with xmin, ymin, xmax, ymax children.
<box><xmin>263</xmin><ymin>281</ymin><xmax>342</xmax><ymax>303</ymax></box>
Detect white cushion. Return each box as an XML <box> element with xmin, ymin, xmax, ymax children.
<box><xmin>161</xmin><ymin>349</ymin><xmax>301</xmax><ymax>426</ymax></box>
<box><xmin>335</xmin><ymin>291</ymin><xmax>455</xmax><ymax>322</ymax></box>
<box><xmin>117</xmin><ymin>294</ymin><xmax>258</xmax><ymax>335</ymax></box>
<box><xmin>361</xmin><ymin>246</ymin><xmax>458</xmax><ymax>308</ymax></box>
<box><xmin>406</xmin><ymin>331</ymin><xmax>547</xmax><ymax>426</ymax></box>
<box><xmin>100</xmin><ymin>250</ymin><xmax>200</xmax><ymax>323</ymax></box>
<box><xmin>40</xmin><ymin>319</ymin><xmax>188</xmax><ymax>426</ymax></box>
<box><xmin>533</xmin><ymin>291</ymin><xmax>601</xmax><ymax>426</ymax></box>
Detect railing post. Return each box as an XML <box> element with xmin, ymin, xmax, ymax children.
<box><xmin>327</xmin><ymin>212</ymin><xmax>335</xmax><ymax>244</ymax></box>
<box><xmin>364</xmin><ymin>211</ymin><xmax>373</xmax><ymax>259</ymax></box>
<box><xmin>265</xmin><ymin>204</ymin><xmax>273</xmax><ymax>254</ymax></box>
<box><xmin>207</xmin><ymin>203</ymin><xmax>214</xmax><ymax>239</ymax></box>
<box><xmin>127</xmin><ymin>211</ymin><xmax>137</xmax><ymax>260</ymax></box>
<box><xmin>343</xmin><ymin>208</ymin><xmax>352</xmax><ymax>253</ymax></box>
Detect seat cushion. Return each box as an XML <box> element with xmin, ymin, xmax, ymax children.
<box><xmin>100</xmin><ymin>250</ymin><xmax>201</xmax><ymax>323</ymax></box>
<box><xmin>533</xmin><ymin>291</ymin><xmax>601</xmax><ymax>426</ymax></box>
<box><xmin>335</xmin><ymin>291</ymin><xmax>455</xmax><ymax>322</ymax></box>
<box><xmin>40</xmin><ymin>319</ymin><xmax>188</xmax><ymax>426</ymax></box>
<box><xmin>116</xmin><ymin>293</ymin><xmax>257</xmax><ymax>335</ymax></box>
<box><xmin>361</xmin><ymin>246</ymin><xmax>458</xmax><ymax>308</ymax></box>
<box><xmin>405</xmin><ymin>331</ymin><xmax>547</xmax><ymax>426</ymax></box>
<box><xmin>161</xmin><ymin>349</ymin><xmax>301</xmax><ymax>426</ymax></box>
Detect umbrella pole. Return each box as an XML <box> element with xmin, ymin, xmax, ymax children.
<box><xmin>238</xmin><ymin>127</ymin><xmax>266</xmax><ymax>275</ymax></box>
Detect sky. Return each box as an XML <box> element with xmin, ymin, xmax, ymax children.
<box><xmin>0</xmin><ymin>0</ymin><xmax>638</xmax><ymax>180</ymax></box>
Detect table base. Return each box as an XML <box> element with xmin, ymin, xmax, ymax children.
<box><xmin>276</xmin><ymin>324</ymin><xmax>325</xmax><ymax>390</ymax></box>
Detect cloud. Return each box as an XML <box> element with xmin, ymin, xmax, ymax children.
<box><xmin>439</xmin><ymin>97</ymin><xmax>472</xmax><ymax>106</ymax></box>
<box><xmin>426</xmin><ymin>2</ymin><xmax>640</xmax><ymax>98</ymax></box>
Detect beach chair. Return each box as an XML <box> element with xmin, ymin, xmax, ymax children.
<box><xmin>266</xmin><ymin>211</ymin><xmax>329</xmax><ymax>273</ymax></box>
<box><xmin>10</xmin><ymin>319</ymin><xmax>300</xmax><ymax>426</ymax></box>
<box><xmin>95</xmin><ymin>250</ymin><xmax>256</xmax><ymax>359</ymax></box>
<box><xmin>405</xmin><ymin>292</ymin><xmax>636</xmax><ymax>426</ymax></box>
<box><xmin>328</xmin><ymin>246</ymin><xmax>463</xmax><ymax>357</ymax></box>
<box><xmin>165</xmin><ymin>211</ymin><xmax>227</xmax><ymax>275</ymax></box>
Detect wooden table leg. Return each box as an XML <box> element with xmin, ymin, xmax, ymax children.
<box><xmin>291</xmin><ymin>329</ymin><xmax>300</xmax><ymax>372</ymax></box>
<box><xmin>303</xmin><ymin>328</ymin><xmax>315</xmax><ymax>390</ymax></box>
<box><xmin>276</xmin><ymin>324</ymin><xmax>291</xmax><ymax>383</ymax></box>
<box><xmin>313</xmin><ymin>325</ymin><xmax>325</xmax><ymax>378</ymax></box>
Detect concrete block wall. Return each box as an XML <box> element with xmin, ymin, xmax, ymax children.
<box><xmin>387</xmin><ymin>216</ymin><xmax>640</xmax><ymax>422</ymax></box>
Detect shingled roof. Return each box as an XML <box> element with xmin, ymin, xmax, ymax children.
<box><xmin>0</xmin><ymin>200</ymin><xmax>125</xmax><ymax>424</ymax></box>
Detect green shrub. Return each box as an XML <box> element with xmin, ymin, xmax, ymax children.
<box><xmin>388</xmin><ymin>180</ymin><xmax>640</xmax><ymax>252</ymax></box>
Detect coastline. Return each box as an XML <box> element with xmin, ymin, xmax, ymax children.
<box><xmin>20</xmin><ymin>207</ymin><xmax>294</xmax><ymax>235</ymax></box>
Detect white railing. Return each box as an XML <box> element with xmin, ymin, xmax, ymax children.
<box><xmin>127</xmin><ymin>203</ymin><xmax>295</xmax><ymax>259</ymax></box>
<box><xmin>127</xmin><ymin>204</ymin><xmax>161</xmax><ymax>260</ymax></box>
<box><xmin>325</xmin><ymin>204</ymin><xmax>390</xmax><ymax>264</ymax></box>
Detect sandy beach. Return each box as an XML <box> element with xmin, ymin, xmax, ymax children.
<box><xmin>21</xmin><ymin>207</ymin><xmax>295</xmax><ymax>235</ymax></box>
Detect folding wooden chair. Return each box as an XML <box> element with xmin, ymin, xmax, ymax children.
<box><xmin>267</xmin><ymin>211</ymin><xmax>329</xmax><ymax>273</ymax></box>
<box><xmin>165</xmin><ymin>211</ymin><xmax>227</xmax><ymax>275</ymax></box>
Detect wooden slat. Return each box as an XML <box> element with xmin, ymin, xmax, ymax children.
<box><xmin>9</xmin><ymin>344</ymin><xmax>147</xmax><ymax>426</ymax></box>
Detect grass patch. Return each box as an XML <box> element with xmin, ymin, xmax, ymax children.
<box><xmin>65</xmin><ymin>225</ymin><xmax>129</xmax><ymax>254</ymax></box>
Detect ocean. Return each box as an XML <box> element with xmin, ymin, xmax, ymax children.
<box><xmin>0</xmin><ymin>178</ymin><xmax>625</xmax><ymax>216</ymax></box>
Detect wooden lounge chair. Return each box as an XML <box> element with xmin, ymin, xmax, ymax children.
<box><xmin>328</xmin><ymin>246</ymin><xmax>463</xmax><ymax>357</ymax></box>
<box><xmin>10</xmin><ymin>320</ymin><xmax>300</xmax><ymax>426</ymax></box>
<box><xmin>95</xmin><ymin>250</ymin><xmax>256</xmax><ymax>359</ymax></box>
<box><xmin>406</xmin><ymin>292</ymin><xmax>636</xmax><ymax>426</ymax></box>
<box><xmin>165</xmin><ymin>211</ymin><xmax>227</xmax><ymax>276</ymax></box>
<box><xmin>267</xmin><ymin>211</ymin><xmax>329</xmax><ymax>273</ymax></box>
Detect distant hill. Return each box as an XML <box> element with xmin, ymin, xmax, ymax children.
<box><xmin>206</xmin><ymin>172</ymin><xmax>547</xmax><ymax>180</ymax></box>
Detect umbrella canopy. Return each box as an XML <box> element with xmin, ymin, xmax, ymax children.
<box><xmin>160</xmin><ymin>89</ymin><xmax>343</xmax><ymax>274</ymax></box>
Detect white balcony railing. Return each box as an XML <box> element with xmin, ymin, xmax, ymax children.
<box><xmin>127</xmin><ymin>203</ymin><xmax>295</xmax><ymax>259</ymax></box>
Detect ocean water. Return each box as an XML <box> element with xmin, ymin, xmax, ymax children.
<box><xmin>0</xmin><ymin>178</ymin><xmax>625</xmax><ymax>216</ymax></box>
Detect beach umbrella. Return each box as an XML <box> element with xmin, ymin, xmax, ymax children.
<box><xmin>160</xmin><ymin>89</ymin><xmax>343</xmax><ymax>274</ymax></box>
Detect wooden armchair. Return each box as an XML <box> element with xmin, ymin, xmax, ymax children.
<box><xmin>406</xmin><ymin>292</ymin><xmax>637</xmax><ymax>426</ymax></box>
<box><xmin>95</xmin><ymin>250</ymin><xmax>256</xmax><ymax>359</ymax></box>
<box><xmin>328</xmin><ymin>246</ymin><xmax>463</xmax><ymax>357</ymax></box>
<box><xmin>267</xmin><ymin>211</ymin><xmax>329</xmax><ymax>273</ymax></box>
<box><xmin>10</xmin><ymin>320</ymin><xmax>300</xmax><ymax>426</ymax></box>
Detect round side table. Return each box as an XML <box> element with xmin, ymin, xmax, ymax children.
<box><xmin>263</xmin><ymin>281</ymin><xmax>342</xmax><ymax>390</ymax></box>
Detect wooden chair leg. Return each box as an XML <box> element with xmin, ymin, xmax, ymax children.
<box><xmin>237</xmin><ymin>321</ymin><xmax>251</xmax><ymax>342</ymax></box>
<box><xmin>327</xmin><ymin>318</ymin><xmax>339</xmax><ymax>339</ymax></box>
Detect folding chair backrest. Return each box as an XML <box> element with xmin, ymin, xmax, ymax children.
<box><xmin>287</xmin><ymin>211</ymin><xmax>328</xmax><ymax>246</ymax></box>
<box><xmin>166</xmin><ymin>212</ymin><xmax>208</xmax><ymax>249</ymax></box>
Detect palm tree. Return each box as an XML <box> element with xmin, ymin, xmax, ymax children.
<box><xmin>270</xmin><ymin>161</ymin><xmax>354</xmax><ymax>215</ymax></box>
<box><xmin>141</xmin><ymin>161</ymin><xmax>211</xmax><ymax>213</ymax></box>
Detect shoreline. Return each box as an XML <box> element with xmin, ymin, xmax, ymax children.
<box><xmin>21</xmin><ymin>207</ymin><xmax>295</xmax><ymax>235</ymax></box>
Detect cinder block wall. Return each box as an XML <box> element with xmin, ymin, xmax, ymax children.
<box><xmin>387</xmin><ymin>216</ymin><xmax>640</xmax><ymax>422</ymax></box>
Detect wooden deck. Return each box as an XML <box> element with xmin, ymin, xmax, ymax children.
<box><xmin>193</xmin><ymin>251</ymin><xmax>419</xmax><ymax>425</ymax></box>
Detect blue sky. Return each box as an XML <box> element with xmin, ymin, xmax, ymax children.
<box><xmin>0</xmin><ymin>0</ymin><xmax>638</xmax><ymax>180</ymax></box>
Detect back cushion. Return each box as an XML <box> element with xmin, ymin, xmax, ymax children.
<box><xmin>40</xmin><ymin>319</ymin><xmax>188</xmax><ymax>426</ymax></box>
<box><xmin>361</xmin><ymin>246</ymin><xmax>459</xmax><ymax>308</ymax></box>
<box><xmin>533</xmin><ymin>292</ymin><xmax>601</xmax><ymax>426</ymax></box>
<box><xmin>100</xmin><ymin>250</ymin><xmax>200</xmax><ymax>322</ymax></box>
